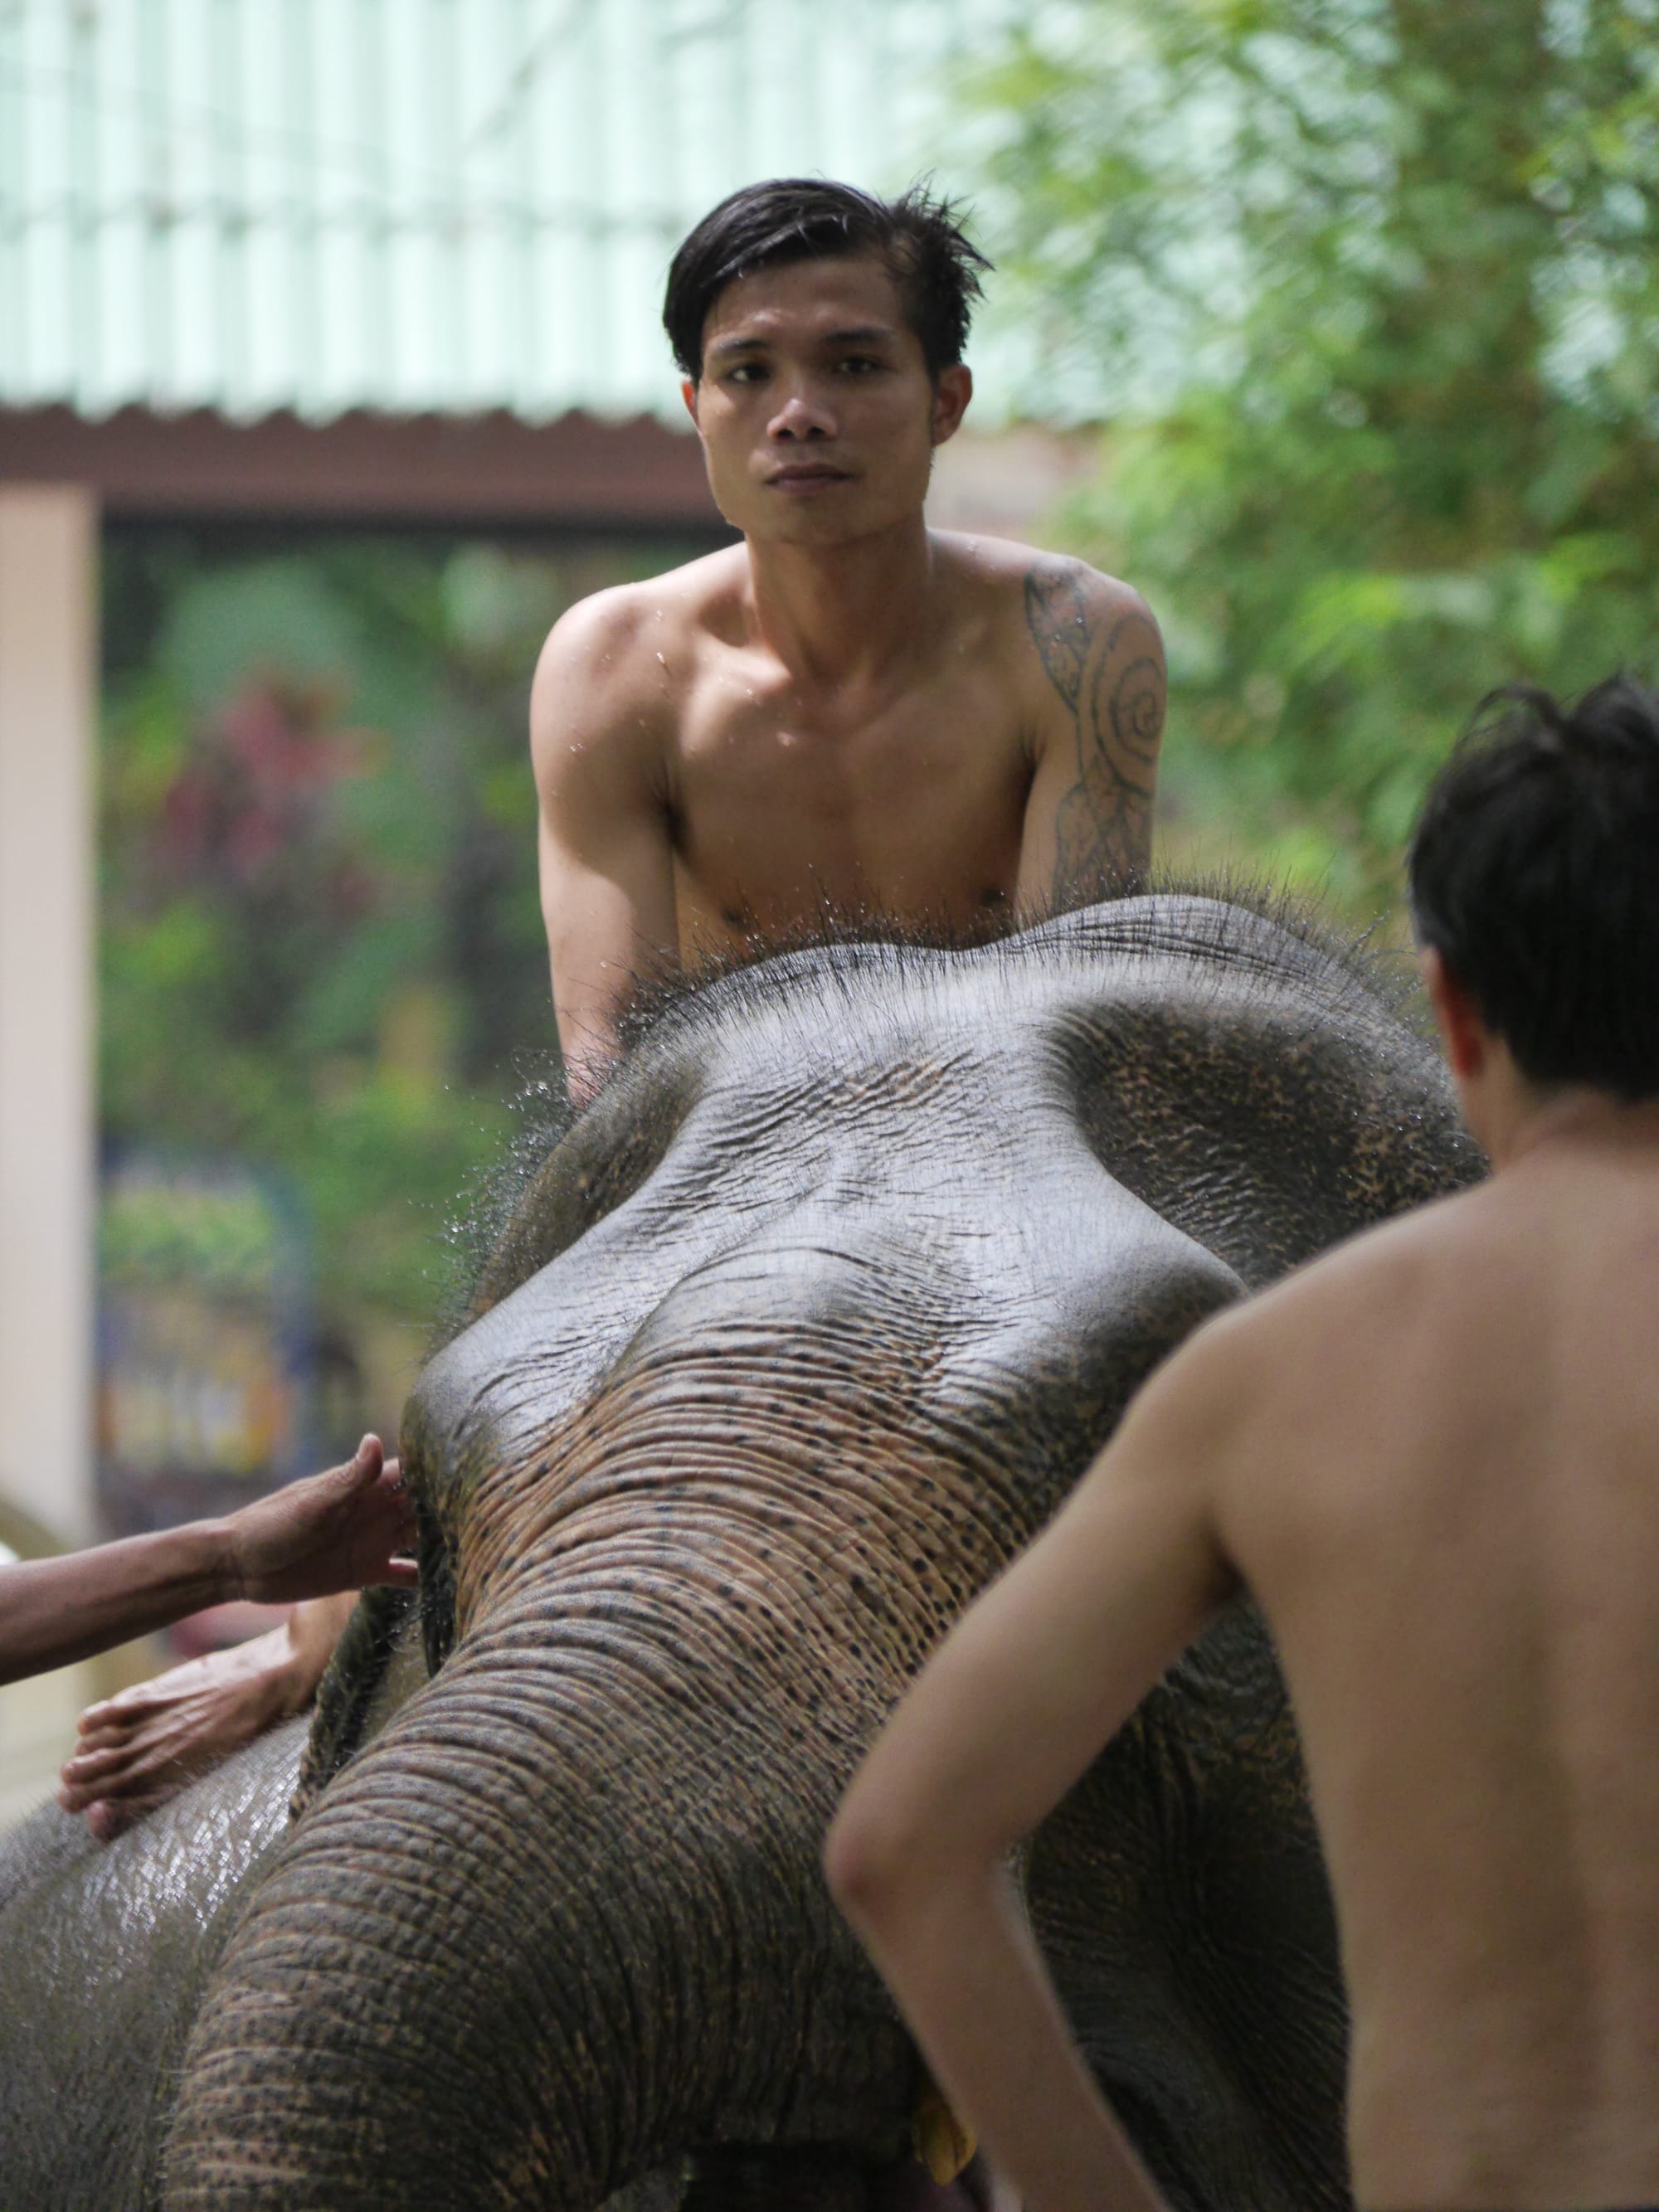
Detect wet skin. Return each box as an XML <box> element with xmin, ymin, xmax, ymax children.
<box><xmin>534</xmin><ymin>249</ymin><xmax>1165</xmax><ymax>1100</ymax></box>
<box><xmin>2</xmin><ymin>896</ymin><xmax>1473</xmax><ymax>2212</ymax></box>
<box><xmin>158</xmin><ymin>897</ymin><xmax>1471</xmax><ymax>2212</ymax></box>
<box><xmin>62</xmin><ymin>253</ymin><xmax>1166</xmax><ymax>1840</ymax></box>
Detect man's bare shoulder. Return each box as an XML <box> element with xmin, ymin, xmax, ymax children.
<box><xmin>529</xmin><ymin>547</ymin><xmax>748</xmax><ymax>780</ymax></box>
<box><xmin>1190</xmin><ymin>1184</ymin><xmax>1497</xmax><ymax>1389</ymax></box>
<box><xmin>932</xmin><ymin>530</ymin><xmax>1155</xmax><ymax>633</ymax></box>
<box><xmin>929</xmin><ymin>536</ymin><xmax>1164</xmax><ymax>824</ymax></box>
<box><xmin>533</xmin><ymin>548</ymin><xmax>744</xmax><ymax>694</ymax></box>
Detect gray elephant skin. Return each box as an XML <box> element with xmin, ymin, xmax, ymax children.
<box><xmin>0</xmin><ymin>894</ymin><xmax>1477</xmax><ymax>2212</ymax></box>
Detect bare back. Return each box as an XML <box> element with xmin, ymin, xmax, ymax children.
<box><xmin>1216</xmin><ymin>1146</ymin><xmax>1659</xmax><ymax>2210</ymax></box>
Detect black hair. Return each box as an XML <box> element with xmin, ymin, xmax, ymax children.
<box><xmin>662</xmin><ymin>177</ymin><xmax>991</xmax><ymax>382</ymax></box>
<box><xmin>1408</xmin><ymin>674</ymin><xmax>1659</xmax><ymax>1101</ymax></box>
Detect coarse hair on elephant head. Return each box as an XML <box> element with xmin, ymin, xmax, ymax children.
<box><xmin>163</xmin><ymin>887</ymin><xmax>1479</xmax><ymax>2212</ymax></box>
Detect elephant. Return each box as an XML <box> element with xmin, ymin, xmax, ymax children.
<box><xmin>0</xmin><ymin>892</ymin><xmax>1477</xmax><ymax>2212</ymax></box>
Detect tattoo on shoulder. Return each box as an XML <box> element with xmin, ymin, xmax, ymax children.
<box><xmin>1024</xmin><ymin>558</ymin><xmax>1165</xmax><ymax>907</ymax></box>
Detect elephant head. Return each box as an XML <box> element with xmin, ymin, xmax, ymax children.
<box><xmin>161</xmin><ymin>896</ymin><xmax>1476</xmax><ymax>2212</ymax></box>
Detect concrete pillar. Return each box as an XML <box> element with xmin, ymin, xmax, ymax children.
<box><xmin>0</xmin><ymin>485</ymin><xmax>98</xmax><ymax>1544</ymax></box>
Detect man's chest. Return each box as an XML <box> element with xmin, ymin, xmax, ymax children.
<box><xmin>666</xmin><ymin>659</ymin><xmax>1037</xmax><ymax>929</ymax></box>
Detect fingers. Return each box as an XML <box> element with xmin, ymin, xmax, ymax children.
<box><xmin>319</xmin><ymin>1434</ymin><xmax>382</xmax><ymax>1494</ymax></box>
<box><xmin>372</xmin><ymin>1456</ymin><xmax>418</xmax><ymax>1554</ymax></box>
<box><xmin>231</xmin><ymin>1436</ymin><xmax>415</xmax><ymax>1605</ymax></box>
<box><xmin>344</xmin><ymin>1433</ymin><xmax>383</xmax><ymax>1485</ymax></box>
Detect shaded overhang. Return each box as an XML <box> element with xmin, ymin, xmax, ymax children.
<box><xmin>0</xmin><ymin>403</ymin><xmax>726</xmax><ymax>535</ymax></box>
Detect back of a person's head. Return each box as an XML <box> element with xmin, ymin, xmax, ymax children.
<box><xmin>1408</xmin><ymin>674</ymin><xmax>1659</xmax><ymax>1101</ymax></box>
<box><xmin>663</xmin><ymin>177</ymin><xmax>990</xmax><ymax>382</ymax></box>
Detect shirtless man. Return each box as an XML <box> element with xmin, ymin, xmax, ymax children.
<box><xmin>538</xmin><ymin>177</ymin><xmax>1165</xmax><ymax>1098</ymax></box>
<box><xmin>828</xmin><ymin>674</ymin><xmax>1659</xmax><ymax>2212</ymax></box>
<box><xmin>61</xmin><ymin>177</ymin><xmax>1165</xmax><ymax>1835</ymax></box>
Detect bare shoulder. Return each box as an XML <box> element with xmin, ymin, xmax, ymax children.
<box><xmin>531</xmin><ymin>547</ymin><xmax>738</xmax><ymax>712</ymax></box>
<box><xmin>1201</xmin><ymin>1185</ymin><xmax>1493</xmax><ymax>1381</ymax></box>
<box><xmin>934</xmin><ymin>532</ymin><xmax>1165</xmax><ymax>784</ymax></box>
<box><xmin>933</xmin><ymin>531</ymin><xmax>1157</xmax><ymax>649</ymax></box>
<box><xmin>1014</xmin><ymin>547</ymin><xmax>1161</xmax><ymax>714</ymax></box>
<box><xmin>951</xmin><ymin>536</ymin><xmax>1165</xmax><ymax>902</ymax></box>
<box><xmin>530</xmin><ymin>547</ymin><xmax>743</xmax><ymax>787</ymax></box>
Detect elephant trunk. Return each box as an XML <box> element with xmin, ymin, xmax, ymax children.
<box><xmin>160</xmin><ymin>1597</ymin><xmax>915</xmax><ymax>2212</ymax></box>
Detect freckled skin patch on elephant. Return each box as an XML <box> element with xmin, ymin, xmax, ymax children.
<box><xmin>2</xmin><ymin>887</ymin><xmax>1477</xmax><ymax>2212</ymax></box>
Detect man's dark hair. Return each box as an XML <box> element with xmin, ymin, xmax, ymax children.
<box><xmin>663</xmin><ymin>177</ymin><xmax>991</xmax><ymax>382</ymax></box>
<box><xmin>1408</xmin><ymin>673</ymin><xmax>1659</xmax><ymax>1101</ymax></box>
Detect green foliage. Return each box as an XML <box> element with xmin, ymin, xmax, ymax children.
<box><xmin>100</xmin><ymin>532</ymin><xmax>707</xmax><ymax>1354</ymax></box>
<box><xmin>968</xmin><ymin>0</ymin><xmax>1659</xmax><ymax>909</ymax></box>
<box><xmin>100</xmin><ymin>1175</ymin><xmax>285</xmax><ymax>1296</ymax></box>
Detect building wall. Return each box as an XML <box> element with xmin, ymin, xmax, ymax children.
<box><xmin>0</xmin><ymin>484</ymin><xmax>97</xmax><ymax>1544</ymax></box>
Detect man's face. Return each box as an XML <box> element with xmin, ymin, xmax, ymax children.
<box><xmin>683</xmin><ymin>250</ymin><xmax>971</xmax><ymax>546</ymax></box>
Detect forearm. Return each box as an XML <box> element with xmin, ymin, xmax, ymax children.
<box><xmin>0</xmin><ymin>1519</ymin><xmax>236</xmax><ymax>1687</ymax></box>
<box><xmin>846</xmin><ymin>1861</ymin><xmax>1169</xmax><ymax>2212</ymax></box>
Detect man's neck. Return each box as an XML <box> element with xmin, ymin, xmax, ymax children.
<box><xmin>1491</xmin><ymin>1085</ymin><xmax>1659</xmax><ymax>1173</ymax></box>
<box><xmin>743</xmin><ymin>514</ymin><xmax>937</xmax><ymax>690</ymax></box>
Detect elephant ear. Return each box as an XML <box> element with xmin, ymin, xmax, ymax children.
<box><xmin>289</xmin><ymin>1585</ymin><xmax>425</xmax><ymax>1817</ymax></box>
<box><xmin>1049</xmin><ymin>906</ymin><xmax>1479</xmax><ymax>1288</ymax></box>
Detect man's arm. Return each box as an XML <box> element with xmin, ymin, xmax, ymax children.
<box><xmin>1014</xmin><ymin>562</ymin><xmax>1166</xmax><ymax>911</ymax></box>
<box><xmin>0</xmin><ymin>1436</ymin><xmax>415</xmax><ymax>1689</ymax></box>
<box><xmin>531</xmin><ymin>596</ymin><xmax>679</xmax><ymax>1106</ymax></box>
<box><xmin>825</xmin><ymin>1334</ymin><xmax>1239</xmax><ymax>2212</ymax></box>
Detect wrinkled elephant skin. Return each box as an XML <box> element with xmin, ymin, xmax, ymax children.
<box><xmin>0</xmin><ymin>897</ymin><xmax>1477</xmax><ymax>2212</ymax></box>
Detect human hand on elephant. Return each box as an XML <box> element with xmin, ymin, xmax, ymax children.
<box><xmin>226</xmin><ymin>1433</ymin><xmax>418</xmax><ymax>1605</ymax></box>
<box><xmin>24</xmin><ymin>896</ymin><xmax>1470</xmax><ymax>2208</ymax></box>
<box><xmin>49</xmin><ymin>1440</ymin><xmax>414</xmax><ymax>1841</ymax></box>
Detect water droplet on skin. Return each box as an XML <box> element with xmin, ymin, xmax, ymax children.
<box><xmin>656</xmin><ymin>652</ymin><xmax>668</xmax><ymax>666</ymax></box>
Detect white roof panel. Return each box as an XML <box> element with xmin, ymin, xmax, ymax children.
<box><xmin>0</xmin><ymin>0</ymin><xmax>1023</xmax><ymax>423</ymax></box>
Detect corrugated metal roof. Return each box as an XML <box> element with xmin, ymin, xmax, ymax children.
<box><xmin>0</xmin><ymin>0</ymin><xmax>1022</xmax><ymax>425</ymax></box>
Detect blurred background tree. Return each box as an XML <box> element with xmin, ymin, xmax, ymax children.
<box><xmin>100</xmin><ymin>533</ymin><xmax>705</xmax><ymax>1437</ymax></box>
<box><xmin>968</xmin><ymin>0</ymin><xmax>1659</xmax><ymax>909</ymax></box>
<box><xmin>87</xmin><ymin>0</ymin><xmax>1659</xmax><ymax>1468</ymax></box>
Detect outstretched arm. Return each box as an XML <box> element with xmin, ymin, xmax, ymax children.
<box><xmin>825</xmin><ymin>1339</ymin><xmax>1238</xmax><ymax>2212</ymax></box>
<box><xmin>532</xmin><ymin>596</ymin><xmax>679</xmax><ymax>1107</ymax></box>
<box><xmin>0</xmin><ymin>1437</ymin><xmax>415</xmax><ymax>1689</ymax></box>
<box><xmin>1015</xmin><ymin>562</ymin><xmax>1166</xmax><ymax>910</ymax></box>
